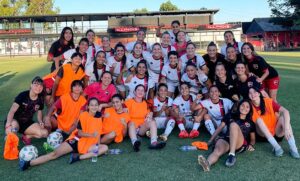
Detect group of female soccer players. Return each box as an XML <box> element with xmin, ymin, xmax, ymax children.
<box><xmin>4</xmin><ymin>20</ymin><xmax>299</xmax><ymax>172</ymax></box>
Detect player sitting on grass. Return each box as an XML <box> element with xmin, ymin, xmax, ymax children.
<box><xmin>5</xmin><ymin>77</ymin><xmax>48</xmax><ymax>145</ymax></box>
<box><xmin>125</xmin><ymin>84</ymin><xmax>166</xmax><ymax>151</ymax></box>
<box><xmin>198</xmin><ymin>99</ymin><xmax>256</xmax><ymax>172</ymax></box>
<box><xmin>20</xmin><ymin>98</ymin><xmax>108</xmax><ymax>171</ymax></box>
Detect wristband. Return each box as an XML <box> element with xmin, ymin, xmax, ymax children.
<box><xmin>5</xmin><ymin>125</ymin><xmax>12</xmax><ymax>129</ymax></box>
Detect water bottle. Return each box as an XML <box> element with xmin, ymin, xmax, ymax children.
<box><xmin>91</xmin><ymin>144</ymin><xmax>99</xmax><ymax>163</ymax></box>
<box><xmin>108</xmin><ymin>149</ymin><xmax>123</xmax><ymax>155</ymax></box>
<box><xmin>179</xmin><ymin>145</ymin><xmax>197</xmax><ymax>152</ymax></box>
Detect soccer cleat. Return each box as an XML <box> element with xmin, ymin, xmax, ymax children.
<box><xmin>289</xmin><ymin>150</ymin><xmax>300</xmax><ymax>159</ymax></box>
<box><xmin>69</xmin><ymin>153</ymin><xmax>80</xmax><ymax>164</ymax></box>
<box><xmin>19</xmin><ymin>159</ymin><xmax>30</xmax><ymax>171</ymax></box>
<box><xmin>43</xmin><ymin>142</ymin><xmax>54</xmax><ymax>153</ymax></box>
<box><xmin>21</xmin><ymin>135</ymin><xmax>31</xmax><ymax>145</ymax></box>
<box><xmin>159</xmin><ymin>134</ymin><xmax>168</xmax><ymax>142</ymax></box>
<box><xmin>198</xmin><ymin>155</ymin><xmax>210</xmax><ymax>172</ymax></box>
<box><xmin>148</xmin><ymin>141</ymin><xmax>166</xmax><ymax>150</ymax></box>
<box><xmin>146</xmin><ymin>131</ymin><xmax>151</xmax><ymax>138</ymax></box>
<box><xmin>189</xmin><ymin>130</ymin><xmax>200</xmax><ymax>139</ymax></box>
<box><xmin>273</xmin><ymin>147</ymin><xmax>284</xmax><ymax>157</ymax></box>
<box><xmin>133</xmin><ymin>140</ymin><xmax>141</xmax><ymax>152</ymax></box>
<box><xmin>225</xmin><ymin>154</ymin><xmax>236</xmax><ymax>167</ymax></box>
<box><xmin>178</xmin><ymin>130</ymin><xmax>189</xmax><ymax>138</ymax></box>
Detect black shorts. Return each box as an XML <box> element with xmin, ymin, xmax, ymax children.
<box><xmin>4</xmin><ymin>119</ymin><xmax>34</xmax><ymax>134</ymax></box>
<box><xmin>255</xmin><ymin>133</ymin><xmax>284</xmax><ymax>142</ymax></box>
<box><xmin>219</xmin><ymin>136</ymin><xmax>248</xmax><ymax>154</ymax></box>
<box><xmin>66</xmin><ymin>139</ymin><xmax>79</xmax><ymax>153</ymax></box>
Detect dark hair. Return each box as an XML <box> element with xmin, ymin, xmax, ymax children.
<box><xmin>31</xmin><ymin>76</ymin><xmax>43</xmax><ymax>84</ymax></box>
<box><xmin>59</xmin><ymin>27</ymin><xmax>75</xmax><ymax>48</ymax></box>
<box><xmin>241</xmin><ymin>42</ymin><xmax>257</xmax><ymax>62</ymax></box>
<box><xmin>93</xmin><ymin>51</ymin><xmax>106</xmax><ymax>81</ymax></box>
<box><xmin>235</xmin><ymin>60</ymin><xmax>246</xmax><ymax>68</ymax></box>
<box><xmin>186</xmin><ymin>61</ymin><xmax>197</xmax><ymax>69</ymax></box>
<box><xmin>208</xmin><ymin>41</ymin><xmax>217</xmax><ymax>48</ymax></box>
<box><xmin>186</xmin><ymin>42</ymin><xmax>196</xmax><ymax>49</ymax></box>
<box><xmin>248</xmin><ymin>87</ymin><xmax>266</xmax><ymax>115</ymax></box>
<box><xmin>180</xmin><ymin>81</ymin><xmax>191</xmax><ymax>88</ymax></box>
<box><xmin>101</xmin><ymin>35</ymin><xmax>110</xmax><ymax>41</ymax></box>
<box><xmin>241</xmin><ymin>42</ymin><xmax>255</xmax><ymax>52</ymax></box>
<box><xmin>112</xmin><ymin>94</ymin><xmax>124</xmax><ymax>101</ymax></box>
<box><xmin>85</xmin><ymin>29</ymin><xmax>95</xmax><ymax>37</ymax></box>
<box><xmin>132</xmin><ymin>42</ymin><xmax>143</xmax><ymax>54</ymax></box>
<box><xmin>224</xmin><ymin>31</ymin><xmax>237</xmax><ymax>45</ymax></box>
<box><xmin>162</xmin><ymin>31</ymin><xmax>170</xmax><ymax>37</ymax></box>
<box><xmin>176</xmin><ymin>31</ymin><xmax>186</xmax><ymax>40</ymax></box>
<box><xmin>88</xmin><ymin>97</ymin><xmax>100</xmax><ymax>105</ymax></box>
<box><xmin>237</xmin><ymin>99</ymin><xmax>253</xmax><ymax>121</ymax></box>
<box><xmin>226</xmin><ymin>44</ymin><xmax>236</xmax><ymax>52</ymax></box>
<box><xmin>134</xmin><ymin>84</ymin><xmax>146</xmax><ymax>91</ymax></box>
<box><xmin>151</xmin><ymin>42</ymin><xmax>162</xmax><ymax>52</ymax></box>
<box><xmin>71</xmin><ymin>52</ymin><xmax>83</xmax><ymax>60</ymax></box>
<box><xmin>136</xmin><ymin>60</ymin><xmax>149</xmax><ymax>78</ymax></box>
<box><xmin>114</xmin><ymin>42</ymin><xmax>127</xmax><ymax>68</ymax></box>
<box><xmin>209</xmin><ymin>85</ymin><xmax>219</xmax><ymax>92</ymax></box>
<box><xmin>99</xmin><ymin>71</ymin><xmax>114</xmax><ymax>84</ymax></box>
<box><xmin>78</xmin><ymin>38</ymin><xmax>89</xmax><ymax>46</ymax></box>
<box><xmin>171</xmin><ymin>20</ymin><xmax>180</xmax><ymax>26</ymax></box>
<box><xmin>158</xmin><ymin>83</ymin><xmax>168</xmax><ymax>91</ymax></box>
<box><xmin>71</xmin><ymin>80</ymin><xmax>83</xmax><ymax>91</ymax></box>
<box><xmin>136</xmin><ymin>29</ymin><xmax>146</xmax><ymax>35</ymax></box>
<box><xmin>168</xmin><ymin>50</ymin><xmax>179</xmax><ymax>59</ymax></box>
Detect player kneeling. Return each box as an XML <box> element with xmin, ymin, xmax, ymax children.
<box><xmin>153</xmin><ymin>83</ymin><xmax>175</xmax><ymax>141</ymax></box>
<box><xmin>19</xmin><ymin>98</ymin><xmax>108</xmax><ymax>171</ymax></box>
<box><xmin>173</xmin><ymin>82</ymin><xmax>201</xmax><ymax>138</ymax></box>
<box><xmin>101</xmin><ymin>94</ymin><xmax>130</xmax><ymax>144</ymax></box>
<box><xmin>198</xmin><ymin>100</ymin><xmax>256</xmax><ymax>172</ymax></box>
<box><xmin>125</xmin><ymin>84</ymin><xmax>166</xmax><ymax>152</ymax></box>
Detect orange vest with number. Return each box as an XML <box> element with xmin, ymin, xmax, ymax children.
<box><xmin>68</xmin><ymin>111</ymin><xmax>102</xmax><ymax>154</ymax></box>
<box><xmin>125</xmin><ymin>99</ymin><xmax>149</xmax><ymax>128</ymax></box>
<box><xmin>57</xmin><ymin>93</ymin><xmax>86</xmax><ymax>132</ymax></box>
<box><xmin>252</xmin><ymin>98</ymin><xmax>277</xmax><ymax>136</ymax></box>
<box><xmin>55</xmin><ymin>63</ymin><xmax>85</xmax><ymax>97</ymax></box>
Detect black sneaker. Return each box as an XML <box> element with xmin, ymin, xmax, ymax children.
<box><xmin>69</xmin><ymin>153</ymin><xmax>80</xmax><ymax>164</ymax></box>
<box><xmin>19</xmin><ymin>159</ymin><xmax>30</xmax><ymax>171</ymax></box>
<box><xmin>225</xmin><ymin>154</ymin><xmax>236</xmax><ymax>167</ymax></box>
<box><xmin>133</xmin><ymin>140</ymin><xmax>141</xmax><ymax>152</ymax></box>
<box><xmin>148</xmin><ymin>141</ymin><xmax>166</xmax><ymax>150</ymax></box>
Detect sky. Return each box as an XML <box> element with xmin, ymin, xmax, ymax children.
<box><xmin>54</xmin><ymin>0</ymin><xmax>272</xmax><ymax>23</ymax></box>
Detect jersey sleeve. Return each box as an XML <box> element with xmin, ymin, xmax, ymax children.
<box><xmin>84</xmin><ymin>64</ymin><xmax>93</xmax><ymax>77</ymax></box>
<box><xmin>168</xmin><ymin>97</ymin><xmax>173</xmax><ymax>107</ymax></box>
<box><xmin>56</xmin><ymin>67</ymin><xmax>64</xmax><ymax>78</ymax></box>
<box><xmin>48</xmin><ymin>42</ymin><xmax>57</xmax><ymax>58</ymax></box>
<box><xmin>161</xmin><ymin>66</ymin><xmax>168</xmax><ymax>77</ymax></box>
<box><xmin>272</xmin><ymin>100</ymin><xmax>281</xmax><ymax>112</ymax></box>
<box><xmin>172</xmin><ymin>97</ymin><xmax>180</xmax><ymax>107</ymax></box>
<box><xmin>62</xmin><ymin>49</ymin><xmax>74</xmax><ymax>60</ymax></box>
<box><xmin>197</xmin><ymin>55</ymin><xmax>206</xmax><ymax>67</ymax></box>
<box><xmin>224</xmin><ymin>98</ymin><xmax>234</xmax><ymax>110</ymax></box>
<box><xmin>257</xmin><ymin>57</ymin><xmax>269</xmax><ymax>72</ymax></box>
<box><xmin>14</xmin><ymin>91</ymin><xmax>26</xmax><ymax>105</ymax></box>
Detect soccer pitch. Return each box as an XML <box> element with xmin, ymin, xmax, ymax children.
<box><xmin>0</xmin><ymin>53</ymin><xmax>300</xmax><ymax>181</ymax></box>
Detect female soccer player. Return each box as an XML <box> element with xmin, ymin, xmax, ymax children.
<box><xmin>20</xmin><ymin>98</ymin><xmax>108</xmax><ymax>171</ymax></box>
<box><xmin>47</xmin><ymin>27</ymin><xmax>75</xmax><ymax>72</ymax></box>
<box><xmin>107</xmin><ymin>43</ymin><xmax>127</xmax><ymax>98</ymax></box>
<box><xmin>248</xmin><ymin>87</ymin><xmax>299</xmax><ymax>158</ymax></box>
<box><xmin>172</xmin><ymin>82</ymin><xmax>200</xmax><ymax>138</ymax></box>
<box><xmin>125</xmin><ymin>84</ymin><xmax>166</xmax><ymax>152</ymax></box>
<box><xmin>180</xmin><ymin>42</ymin><xmax>208</xmax><ymax>75</ymax></box>
<box><xmin>126</xmin><ymin>30</ymin><xmax>151</xmax><ymax>52</ymax></box>
<box><xmin>126</xmin><ymin>42</ymin><xmax>144</xmax><ymax>74</ymax></box>
<box><xmin>153</xmin><ymin>83</ymin><xmax>175</xmax><ymax>141</ymax></box>
<box><xmin>85</xmin><ymin>51</ymin><xmax>109</xmax><ymax>85</ymax></box>
<box><xmin>101</xmin><ymin>94</ymin><xmax>130</xmax><ymax>144</ymax></box>
<box><xmin>53</xmin><ymin>38</ymin><xmax>89</xmax><ymax>70</ymax></box>
<box><xmin>143</xmin><ymin>43</ymin><xmax>165</xmax><ymax>99</ymax></box>
<box><xmin>83</xmin><ymin>71</ymin><xmax>116</xmax><ymax>112</ymax></box>
<box><xmin>173</xmin><ymin>31</ymin><xmax>188</xmax><ymax>57</ymax></box>
<box><xmin>160</xmin><ymin>51</ymin><xmax>181</xmax><ymax>98</ymax></box>
<box><xmin>85</xmin><ymin>29</ymin><xmax>102</xmax><ymax>66</ymax></box>
<box><xmin>5</xmin><ymin>77</ymin><xmax>48</xmax><ymax>145</ymax></box>
<box><xmin>214</xmin><ymin>63</ymin><xmax>239</xmax><ymax>102</ymax></box>
<box><xmin>198</xmin><ymin>99</ymin><xmax>256</xmax><ymax>172</ymax></box>
<box><xmin>242</xmin><ymin>42</ymin><xmax>280</xmax><ymax>102</ymax></box>
<box><xmin>220</xmin><ymin>31</ymin><xmax>244</xmax><ymax>56</ymax></box>
<box><xmin>44</xmin><ymin>80</ymin><xmax>86</xmax><ymax>138</ymax></box>
<box><xmin>225</xmin><ymin>45</ymin><xmax>243</xmax><ymax>76</ymax></box>
<box><xmin>159</xmin><ymin>31</ymin><xmax>176</xmax><ymax>61</ymax></box>
<box><xmin>202</xmin><ymin>42</ymin><xmax>227</xmax><ymax>82</ymax></box>
<box><xmin>122</xmin><ymin>61</ymin><xmax>149</xmax><ymax>99</ymax></box>
<box><xmin>101</xmin><ymin>36</ymin><xmax>114</xmax><ymax>59</ymax></box>
<box><xmin>50</xmin><ymin>52</ymin><xmax>86</xmax><ymax>105</ymax></box>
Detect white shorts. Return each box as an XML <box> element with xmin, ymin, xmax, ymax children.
<box><xmin>166</xmin><ymin>81</ymin><xmax>179</xmax><ymax>93</ymax></box>
<box><xmin>148</xmin><ymin>71</ymin><xmax>160</xmax><ymax>89</ymax></box>
<box><xmin>184</xmin><ymin>116</ymin><xmax>194</xmax><ymax>129</ymax></box>
<box><xmin>154</xmin><ymin>117</ymin><xmax>168</xmax><ymax>129</ymax></box>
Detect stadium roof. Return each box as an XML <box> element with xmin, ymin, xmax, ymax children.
<box><xmin>0</xmin><ymin>9</ymin><xmax>219</xmax><ymax>23</ymax></box>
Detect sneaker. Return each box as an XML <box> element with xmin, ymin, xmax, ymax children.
<box><xmin>178</xmin><ymin>130</ymin><xmax>189</xmax><ymax>138</ymax></box>
<box><xmin>69</xmin><ymin>153</ymin><xmax>80</xmax><ymax>164</ymax></box>
<box><xmin>290</xmin><ymin>149</ymin><xmax>300</xmax><ymax>159</ymax></box>
<box><xmin>21</xmin><ymin>135</ymin><xmax>31</xmax><ymax>145</ymax></box>
<box><xmin>159</xmin><ymin>134</ymin><xmax>168</xmax><ymax>142</ymax></box>
<box><xmin>146</xmin><ymin>131</ymin><xmax>151</xmax><ymax>138</ymax></box>
<box><xmin>225</xmin><ymin>154</ymin><xmax>236</xmax><ymax>167</ymax></box>
<box><xmin>133</xmin><ymin>140</ymin><xmax>141</xmax><ymax>152</ymax></box>
<box><xmin>43</xmin><ymin>142</ymin><xmax>54</xmax><ymax>153</ymax></box>
<box><xmin>19</xmin><ymin>159</ymin><xmax>30</xmax><ymax>171</ymax></box>
<box><xmin>273</xmin><ymin>147</ymin><xmax>284</xmax><ymax>157</ymax></box>
<box><xmin>149</xmin><ymin>141</ymin><xmax>166</xmax><ymax>150</ymax></box>
<box><xmin>198</xmin><ymin>155</ymin><xmax>210</xmax><ymax>172</ymax></box>
<box><xmin>189</xmin><ymin>130</ymin><xmax>199</xmax><ymax>139</ymax></box>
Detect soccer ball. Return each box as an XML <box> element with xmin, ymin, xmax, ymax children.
<box><xmin>19</xmin><ymin>145</ymin><xmax>38</xmax><ymax>161</ymax></box>
<box><xmin>47</xmin><ymin>131</ymin><xmax>63</xmax><ymax>149</ymax></box>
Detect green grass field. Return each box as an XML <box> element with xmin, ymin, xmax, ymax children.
<box><xmin>0</xmin><ymin>53</ymin><xmax>300</xmax><ymax>181</ymax></box>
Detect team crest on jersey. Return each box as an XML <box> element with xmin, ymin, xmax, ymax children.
<box><xmin>274</xmin><ymin>80</ymin><xmax>279</xmax><ymax>85</ymax></box>
<box><xmin>248</xmin><ymin>81</ymin><xmax>253</xmax><ymax>87</ymax></box>
<box><xmin>131</xmin><ymin>60</ymin><xmax>134</xmax><ymax>62</ymax></box>
<box><xmin>34</xmin><ymin>105</ymin><xmax>40</xmax><ymax>111</ymax></box>
<box><xmin>168</xmin><ymin>71</ymin><xmax>171</xmax><ymax>74</ymax></box>
<box><xmin>181</xmin><ymin>104</ymin><xmax>184</xmax><ymax>106</ymax></box>
<box><xmin>58</xmin><ymin>47</ymin><xmax>62</xmax><ymax>52</ymax></box>
<box><xmin>209</xmin><ymin>106</ymin><xmax>212</xmax><ymax>109</ymax></box>
<box><xmin>150</xmin><ymin>62</ymin><xmax>153</xmax><ymax>64</ymax></box>
<box><xmin>253</xmin><ymin>64</ymin><xmax>259</xmax><ymax>69</ymax></box>
<box><xmin>134</xmin><ymin>81</ymin><xmax>137</xmax><ymax>84</ymax></box>
<box><xmin>105</xmin><ymin>91</ymin><xmax>109</xmax><ymax>95</ymax></box>
<box><xmin>245</xmin><ymin>122</ymin><xmax>250</xmax><ymax>128</ymax></box>
<box><xmin>228</xmin><ymin>85</ymin><xmax>233</xmax><ymax>89</ymax></box>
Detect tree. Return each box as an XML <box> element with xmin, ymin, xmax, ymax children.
<box><xmin>133</xmin><ymin>8</ymin><xmax>148</xmax><ymax>13</ymax></box>
<box><xmin>25</xmin><ymin>0</ymin><xmax>59</xmax><ymax>15</ymax></box>
<box><xmin>159</xmin><ymin>0</ymin><xmax>179</xmax><ymax>11</ymax></box>
<box><xmin>0</xmin><ymin>0</ymin><xmax>26</xmax><ymax>16</ymax></box>
<box><xmin>268</xmin><ymin>0</ymin><xmax>300</xmax><ymax>25</ymax></box>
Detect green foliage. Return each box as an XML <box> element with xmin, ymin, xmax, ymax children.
<box><xmin>268</xmin><ymin>0</ymin><xmax>300</xmax><ymax>25</ymax></box>
<box><xmin>24</xmin><ymin>0</ymin><xmax>59</xmax><ymax>15</ymax></box>
<box><xmin>133</xmin><ymin>8</ymin><xmax>148</xmax><ymax>13</ymax></box>
<box><xmin>0</xmin><ymin>0</ymin><xmax>26</xmax><ymax>16</ymax></box>
<box><xmin>159</xmin><ymin>0</ymin><xmax>179</xmax><ymax>11</ymax></box>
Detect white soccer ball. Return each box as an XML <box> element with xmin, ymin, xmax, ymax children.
<box><xmin>19</xmin><ymin>145</ymin><xmax>38</xmax><ymax>161</ymax></box>
<box><xmin>47</xmin><ymin>131</ymin><xmax>63</xmax><ymax>149</ymax></box>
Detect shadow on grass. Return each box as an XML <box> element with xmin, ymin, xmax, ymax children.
<box><xmin>0</xmin><ymin>71</ymin><xmax>17</xmax><ymax>86</ymax></box>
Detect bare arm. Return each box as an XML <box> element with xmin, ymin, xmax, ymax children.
<box><xmin>5</xmin><ymin>103</ymin><xmax>19</xmax><ymax>130</ymax></box>
<box><xmin>208</xmin><ymin>122</ymin><xmax>226</xmax><ymax>144</ymax></box>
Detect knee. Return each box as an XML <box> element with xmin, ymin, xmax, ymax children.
<box><xmin>203</xmin><ymin>114</ymin><xmax>211</xmax><ymax>121</ymax></box>
<box><xmin>109</xmin><ymin>131</ymin><xmax>116</xmax><ymax>138</ymax></box>
<box><xmin>149</xmin><ymin>119</ymin><xmax>157</xmax><ymax>127</ymax></box>
<box><xmin>230</xmin><ymin>122</ymin><xmax>239</xmax><ymax>130</ymax></box>
<box><xmin>128</xmin><ymin>122</ymin><xmax>135</xmax><ymax>128</ymax></box>
<box><xmin>100</xmin><ymin>144</ymin><xmax>109</xmax><ymax>153</ymax></box>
